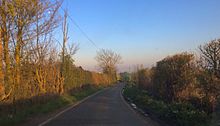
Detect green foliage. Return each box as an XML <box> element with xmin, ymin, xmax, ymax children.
<box><xmin>69</xmin><ymin>85</ymin><xmax>102</xmax><ymax>100</ymax></box>
<box><xmin>120</xmin><ymin>72</ymin><xmax>131</xmax><ymax>82</ymax></box>
<box><xmin>123</xmin><ymin>85</ymin><xmax>211</xmax><ymax>126</ymax></box>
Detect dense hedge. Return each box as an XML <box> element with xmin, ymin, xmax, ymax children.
<box><xmin>0</xmin><ymin>61</ymin><xmax>115</xmax><ymax>117</ymax></box>
<box><xmin>64</xmin><ymin>66</ymin><xmax>114</xmax><ymax>91</ymax></box>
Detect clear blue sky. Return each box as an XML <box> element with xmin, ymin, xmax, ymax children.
<box><xmin>59</xmin><ymin>0</ymin><xmax>220</xmax><ymax>72</ymax></box>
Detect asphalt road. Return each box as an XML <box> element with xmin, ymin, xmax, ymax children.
<box><xmin>41</xmin><ymin>83</ymin><xmax>160</xmax><ymax>126</ymax></box>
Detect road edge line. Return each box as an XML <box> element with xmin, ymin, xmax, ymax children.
<box><xmin>119</xmin><ymin>85</ymin><xmax>149</xmax><ymax>125</ymax></box>
<box><xmin>38</xmin><ymin>87</ymin><xmax>109</xmax><ymax>126</ymax></box>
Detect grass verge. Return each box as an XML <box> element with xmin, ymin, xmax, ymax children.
<box><xmin>0</xmin><ymin>85</ymin><xmax>103</xmax><ymax>126</ymax></box>
<box><xmin>123</xmin><ymin>84</ymin><xmax>214</xmax><ymax>126</ymax></box>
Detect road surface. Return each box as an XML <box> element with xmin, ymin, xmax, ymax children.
<box><xmin>41</xmin><ymin>83</ymin><xmax>160</xmax><ymax>126</ymax></box>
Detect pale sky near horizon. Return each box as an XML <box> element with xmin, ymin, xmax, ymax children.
<box><xmin>58</xmin><ymin>0</ymin><xmax>220</xmax><ymax>72</ymax></box>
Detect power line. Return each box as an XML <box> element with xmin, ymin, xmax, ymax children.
<box><xmin>60</xmin><ymin>6</ymin><xmax>100</xmax><ymax>50</ymax></box>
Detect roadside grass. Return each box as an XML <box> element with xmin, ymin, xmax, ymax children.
<box><xmin>0</xmin><ymin>85</ymin><xmax>103</xmax><ymax>126</ymax></box>
<box><xmin>71</xmin><ymin>85</ymin><xmax>103</xmax><ymax>101</ymax></box>
<box><xmin>123</xmin><ymin>84</ymin><xmax>213</xmax><ymax>126</ymax></box>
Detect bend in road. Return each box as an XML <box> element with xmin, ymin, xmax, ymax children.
<box><xmin>41</xmin><ymin>83</ymin><xmax>160</xmax><ymax>126</ymax></box>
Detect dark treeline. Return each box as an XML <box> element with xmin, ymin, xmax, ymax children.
<box><xmin>124</xmin><ymin>39</ymin><xmax>220</xmax><ymax>125</ymax></box>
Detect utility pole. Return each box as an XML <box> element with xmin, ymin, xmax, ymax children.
<box><xmin>61</xmin><ymin>10</ymin><xmax>68</xmax><ymax>77</ymax></box>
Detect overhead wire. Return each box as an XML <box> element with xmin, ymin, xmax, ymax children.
<box><xmin>60</xmin><ymin>6</ymin><xmax>100</xmax><ymax>50</ymax></box>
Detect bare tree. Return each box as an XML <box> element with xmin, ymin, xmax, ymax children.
<box><xmin>0</xmin><ymin>0</ymin><xmax>62</xmax><ymax>101</ymax></box>
<box><xmin>198</xmin><ymin>39</ymin><xmax>220</xmax><ymax>111</ymax></box>
<box><xmin>199</xmin><ymin>39</ymin><xmax>220</xmax><ymax>78</ymax></box>
<box><xmin>67</xmin><ymin>43</ymin><xmax>79</xmax><ymax>57</ymax></box>
<box><xmin>0</xmin><ymin>0</ymin><xmax>13</xmax><ymax>100</ymax></box>
<box><xmin>95</xmin><ymin>49</ymin><xmax>122</xmax><ymax>76</ymax></box>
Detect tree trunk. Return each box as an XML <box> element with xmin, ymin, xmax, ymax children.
<box><xmin>0</xmin><ymin>30</ymin><xmax>5</xmax><ymax>99</ymax></box>
<box><xmin>1</xmin><ymin>14</ymin><xmax>12</xmax><ymax>94</ymax></box>
<box><xmin>14</xmin><ymin>26</ymin><xmax>22</xmax><ymax>100</ymax></box>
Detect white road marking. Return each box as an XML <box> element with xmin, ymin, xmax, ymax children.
<box><xmin>38</xmin><ymin>88</ymin><xmax>108</xmax><ymax>126</ymax></box>
<box><xmin>119</xmin><ymin>85</ymin><xmax>149</xmax><ymax>125</ymax></box>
